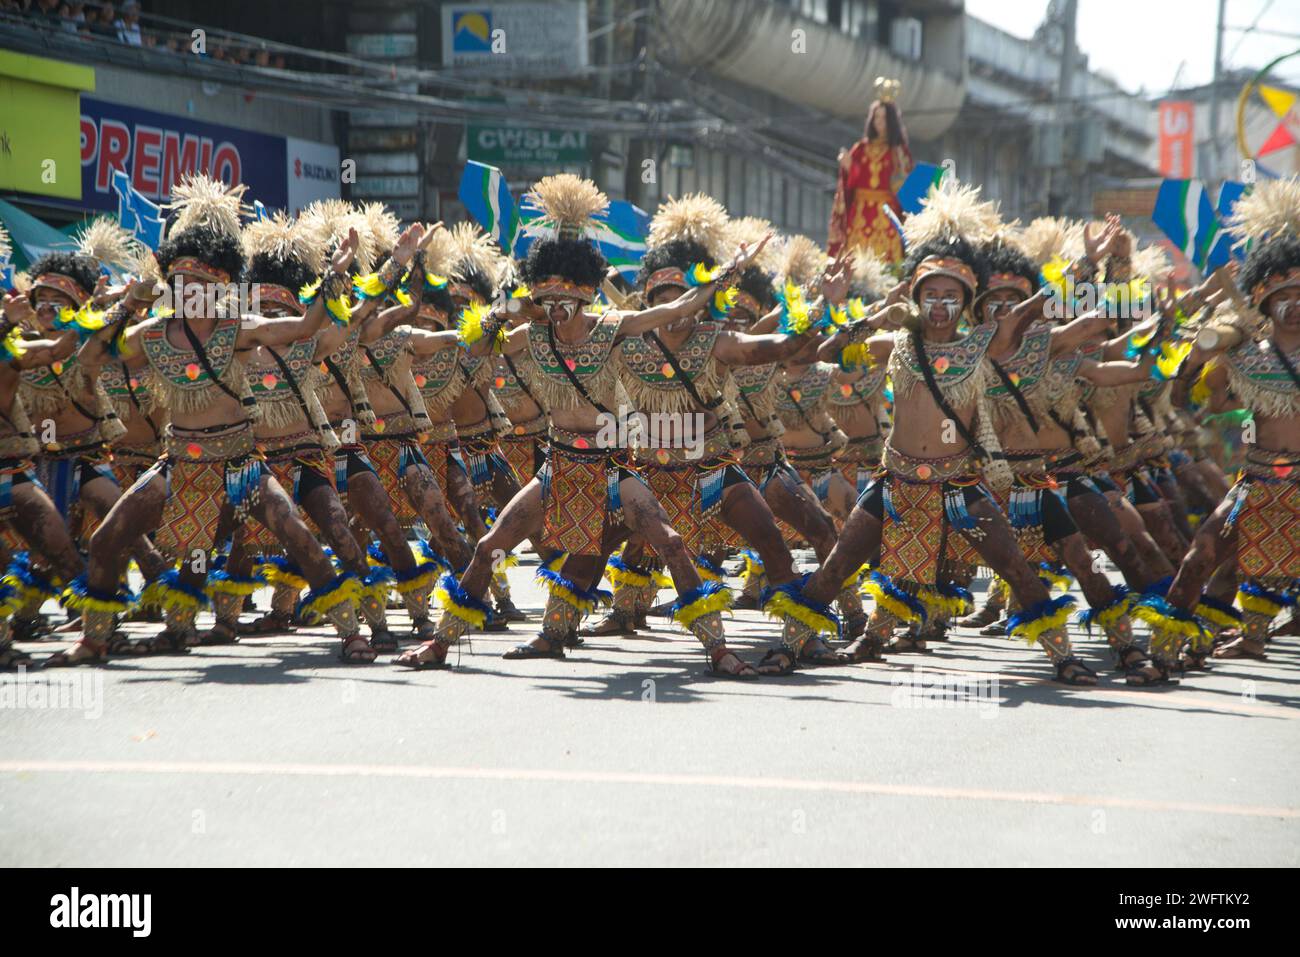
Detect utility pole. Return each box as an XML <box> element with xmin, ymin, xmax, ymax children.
<box><xmin>1209</xmin><ymin>0</ymin><xmax>1227</xmax><ymax>185</ymax></box>
<box><xmin>1047</xmin><ymin>0</ymin><xmax>1079</xmax><ymax>215</ymax></box>
<box><xmin>626</xmin><ymin>0</ymin><xmax>656</xmax><ymax>209</ymax></box>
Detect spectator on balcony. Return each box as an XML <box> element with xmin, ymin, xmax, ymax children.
<box><xmin>32</xmin><ymin>0</ymin><xmax>61</xmax><ymax>28</ymax></box>
<box><xmin>58</xmin><ymin>1</ymin><xmax>87</xmax><ymax>34</ymax></box>
<box><xmin>115</xmin><ymin>0</ymin><xmax>142</xmax><ymax>46</ymax></box>
<box><xmin>87</xmin><ymin>1</ymin><xmax>117</xmax><ymax>39</ymax></box>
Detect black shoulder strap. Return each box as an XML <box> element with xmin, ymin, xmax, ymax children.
<box><xmin>178</xmin><ymin>319</ymin><xmax>249</xmax><ymax>417</ymax></box>
<box><xmin>1269</xmin><ymin>339</ymin><xmax>1300</xmax><ymax>392</ymax></box>
<box><xmin>644</xmin><ymin>331</ymin><xmax>723</xmax><ymax>411</ymax></box>
<box><xmin>911</xmin><ymin>331</ymin><xmax>989</xmax><ymax>460</ymax></box>
<box><xmin>265</xmin><ymin>346</ymin><xmax>317</xmax><ymax>427</ymax></box>
<box><xmin>120</xmin><ymin>361</ymin><xmax>161</xmax><ymax>441</ymax></box>
<box><xmin>544</xmin><ymin>321</ymin><xmax>613</xmax><ymax>416</ymax></box>
<box><xmin>46</xmin><ymin>363</ymin><xmax>102</xmax><ymax>424</ymax></box>
<box><xmin>781</xmin><ymin>374</ymin><xmax>831</xmax><ymax>443</ymax></box>
<box><xmin>362</xmin><ymin>344</ymin><xmax>417</xmax><ymax>420</ymax></box>
<box><xmin>323</xmin><ymin>355</ymin><xmax>356</xmax><ymax>407</ymax></box>
<box><xmin>988</xmin><ymin>357</ymin><xmax>1040</xmax><ymax>433</ymax></box>
<box><xmin>502</xmin><ymin>353</ymin><xmax>540</xmax><ymax>407</ymax></box>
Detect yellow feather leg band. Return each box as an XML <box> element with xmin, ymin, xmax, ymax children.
<box><xmin>435</xmin><ymin>581</ymin><xmax>488</xmax><ymax>629</ymax></box>
<box><xmin>860</xmin><ymin>579</ymin><xmax>925</xmax><ymax>625</ymax></box>
<box><xmin>763</xmin><ymin>590</ymin><xmax>839</xmax><ymax>635</ymax></box>
<box><xmin>915</xmin><ymin>586</ymin><xmax>970</xmax><ymax>620</ymax></box>
<box><xmin>606</xmin><ymin>564</ymin><xmax>651</xmax><ymax>589</ymax></box>
<box><xmin>1096</xmin><ymin>595</ymin><xmax>1132</xmax><ymax>630</ymax></box>
<box><xmin>1130</xmin><ymin>604</ymin><xmax>1205</xmax><ymax>641</ymax></box>
<box><xmin>299</xmin><ymin>575</ymin><xmax>361</xmax><ymax>624</ymax></box>
<box><xmin>544</xmin><ymin>580</ymin><xmax>599</xmax><ymax>614</ymax></box>
<box><xmin>258</xmin><ymin>565</ymin><xmax>310</xmax><ymax>592</ymax></box>
<box><xmin>205</xmin><ymin>577</ymin><xmax>264</xmax><ymax>598</ymax></box>
<box><xmin>1237</xmin><ymin>591</ymin><xmax>1284</xmax><ymax>617</ymax></box>
<box><xmin>1194</xmin><ymin>601</ymin><xmax>1240</xmax><ymax>631</ymax></box>
<box><xmin>675</xmin><ymin>586</ymin><xmax>734</xmax><ymax>629</ymax></box>
<box><xmin>394</xmin><ymin>568</ymin><xmax>437</xmax><ymax>595</ymax></box>
<box><xmin>1009</xmin><ymin>603</ymin><xmax>1074</xmax><ymax>646</ymax></box>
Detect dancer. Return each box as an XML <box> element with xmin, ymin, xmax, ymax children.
<box><xmin>395</xmin><ymin>174</ymin><xmax>766</xmax><ymax>676</ymax></box>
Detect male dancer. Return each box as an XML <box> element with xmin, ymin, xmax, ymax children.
<box><xmin>395</xmin><ymin>174</ymin><xmax>766</xmax><ymax>676</ymax></box>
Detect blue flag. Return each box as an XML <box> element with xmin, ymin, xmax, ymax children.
<box><xmin>1202</xmin><ymin>180</ymin><xmax>1249</xmax><ymax>269</ymax></box>
<box><xmin>112</xmin><ymin>169</ymin><xmax>165</xmax><ymax>250</ymax></box>
<box><xmin>896</xmin><ymin>162</ymin><xmax>946</xmax><ymax>215</ymax></box>
<box><xmin>253</xmin><ymin>199</ymin><xmax>269</xmax><ymax>222</ymax></box>
<box><xmin>458</xmin><ymin>161</ymin><xmax>520</xmax><ymax>253</ymax></box>
<box><xmin>1152</xmin><ymin>179</ymin><xmax>1221</xmax><ymax>271</ymax></box>
<box><xmin>513</xmin><ymin>197</ymin><xmax>650</xmax><ymax>283</ymax></box>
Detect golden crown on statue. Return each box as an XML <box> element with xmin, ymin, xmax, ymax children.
<box><xmin>874</xmin><ymin>76</ymin><xmax>901</xmax><ymax>103</ymax></box>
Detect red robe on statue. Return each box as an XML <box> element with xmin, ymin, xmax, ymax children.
<box><xmin>828</xmin><ymin>139</ymin><xmax>912</xmax><ymax>263</ymax></box>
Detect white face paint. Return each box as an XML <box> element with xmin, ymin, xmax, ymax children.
<box><xmin>921</xmin><ymin>293</ymin><xmax>962</xmax><ymax>325</ymax></box>
<box><xmin>1270</xmin><ymin>288</ymin><xmax>1300</xmax><ymax>324</ymax></box>
<box><xmin>543</xmin><ymin>298</ymin><xmax>581</xmax><ymax>323</ymax></box>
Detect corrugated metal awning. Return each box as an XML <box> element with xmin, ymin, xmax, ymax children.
<box><xmin>659</xmin><ymin>0</ymin><xmax>965</xmax><ymax>141</ymax></box>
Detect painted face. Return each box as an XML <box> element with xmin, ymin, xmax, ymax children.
<box><xmin>1267</xmin><ymin>284</ymin><xmax>1300</xmax><ymax>328</ymax></box>
<box><xmin>917</xmin><ymin>275</ymin><xmax>966</xmax><ymax>329</ymax></box>
<box><xmin>29</xmin><ymin>286</ymin><xmax>77</xmax><ymax>328</ymax></box>
<box><xmin>982</xmin><ymin>289</ymin><xmax>1024</xmax><ymax>323</ymax></box>
<box><xmin>540</xmin><ymin>297</ymin><xmax>582</xmax><ymax>324</ymax></box>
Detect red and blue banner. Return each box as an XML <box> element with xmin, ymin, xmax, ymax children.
<box><xmin>79</xmin><ymin>97</ymin><xmax>288</xmax><ymax>213</ymax></box>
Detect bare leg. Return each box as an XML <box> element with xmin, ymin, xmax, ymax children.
<box><xmin>1066</xmin><ymin>489</ymin><xmax>1156</xmax><ymax>589</ymax></box>
<box><xmin>401</xmin><ymin>462</ymin><xmax>473</xmax><ymax>569</ymax></box>
<box><xmin>249</xmin><ymin>475</ymin><xmax>372</xmax><ymax>662</ymax></box>
<box><xmin>1105</xmin><ymin>490</ymin><xmax>1175</xmax><ymax>581</ymax></box>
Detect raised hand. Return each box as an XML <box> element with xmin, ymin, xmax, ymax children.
<box><xmin>1007</xmin><ymin>290</ymin><xmax>1048</xmax><ymax>330</ymax></box>
<box><xmin>1083</xmin><ymin>220</ymin><xmax>1110</xmax><ymax>263</ymax></box>
<box><xmin>1103</xmin><ymin>214</ymin><xmax>1131</xmax><ymax>259</ymax></box>
<box><xmin>122</xmin><ymin>277</ymin><xmax>164</xmax><ymax>311</ymax></box>
<box><xmin>884</xmin><ymin>280</ymin><xmax>909</xmax><ymax>306</ymax></box>
<box><xmin>330</xmin><ymin>227</ymin><xmax>360</xmax><ymax>275</ymax></box>
<box><xmin>90</xmin><ymin>275</ymin><xmax>112</xmax><ymax>308</ymax></box>
<box><xmin>728</xmin><ymin>234</ymin><xmax>772</xmax><ymax>275</ymax></box>
<box><xmin>392</xmin><ymin>222</ymin><xmax>426</xmax><ymax>266</ymax></box>
<box><xmin>820</xmin><ymin>252</ymin><xmax>853</xmax><ymax>305</ymax></box>
<box><xmin>2</xmin><ymin>293</ymin><xmax>36</xmax><ymax>328</ymax></box>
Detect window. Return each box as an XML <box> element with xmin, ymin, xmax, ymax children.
<box><xmin>846</xmin><ymin>0</ymin><xmax>876</xmax><ymax>38</ymax></box>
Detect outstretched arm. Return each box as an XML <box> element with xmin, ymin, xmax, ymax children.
<box><xmin>614</xmin><ymin>235</ymin><xmax>771</xmax><ymax>340</ymax></box>
<box><xmin>71</xmin><ymin>282</ymin><xmax>158</xmax><ymax>372</ymax></box>
<box><xmin>713</xmin><ymin>329</ymin><xmax>805</xmax><ymax>366</ymax></box>
<box><xmin>407</xmin><ymin>327</ymin><xmax>461</xmax><ymax>356</ymax></box>
<box><xmin>13</xmin><ymin>332</ymin><xmax>79</xmax><ymax>370</ymax></box>
<box><xmin>1076</xmin><ymin>355</ymin><xmax>1155</xmax><ymax>386</ymax></box>
<box><xmin>1050</xmin><ymin>305</ymin><xmax>1111</xmax><ymax>355</ymax></box>
<box><xmin>358</xmin><ymin>298</ymin><xmax>423</xmax><ymax>346</ymax></box>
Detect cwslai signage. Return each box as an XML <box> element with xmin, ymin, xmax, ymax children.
<box><xmin>468</xmin><ymin>126</ymin><xmax>588</xmax><ymax>166</ymax></box>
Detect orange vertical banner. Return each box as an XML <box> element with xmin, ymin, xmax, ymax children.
<box><xmin>1158</xmin><ymin>101</ymin><xmax>1195</xmax><ymax>177</ymax></box>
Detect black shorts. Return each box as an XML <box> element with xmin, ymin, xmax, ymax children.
<box><xmin>1127</xmin><ymin>469</ymin><xmax>1163</xmax><ymax>506</ymax></box>
<box><xmin>1041</xmin><ymin>487</ymin><xmax>1080</xmax><ymax>545</ymax></box>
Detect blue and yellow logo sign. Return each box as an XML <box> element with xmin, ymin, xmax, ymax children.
<box><xmin>452</xmin><ymin>11</ymin><xmax>493</xmax><ymax>53</ymax></box>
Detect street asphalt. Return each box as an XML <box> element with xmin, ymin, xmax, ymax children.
<box><xmin>1</xmin><ymin>556</ymin><xmax>1296</xmax><ymax>867</ymax></box>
